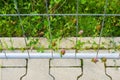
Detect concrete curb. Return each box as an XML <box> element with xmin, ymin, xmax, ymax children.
<box><xmin>0</xmin><ymin>37</ymin><xmax>120</xmax><ymax>49</ymax></box>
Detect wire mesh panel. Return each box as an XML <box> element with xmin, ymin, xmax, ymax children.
<box><xmin>0</xmin><ymin>0</ymin><xmax>120</xmax><ymax>59</ymax></box>
<box><xmin>0</xmin><ymin>0</ymin><xmax>120</xmax><ymax>80</ymax></box>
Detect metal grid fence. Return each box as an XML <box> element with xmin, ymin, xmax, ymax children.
<box><xmin>0</xmin><ymin>0</ymin><xmax>120</xmax><ymax>59</ymax></box>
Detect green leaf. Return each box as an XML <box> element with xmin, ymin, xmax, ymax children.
<box><xmin>81</xmin><ymin>0</ymin><xmax>86</xmax><ymax>4</ymax></box>
<box><xmin>85</xmin><ymin>7</ymin><xmax>89</xmax><ymax>11</ymax></box>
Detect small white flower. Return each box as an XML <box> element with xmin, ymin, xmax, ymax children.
<box><xmin>79</xmin><ymin>30</ymin><xmax>84</xmax><ymax>35</ymax></box>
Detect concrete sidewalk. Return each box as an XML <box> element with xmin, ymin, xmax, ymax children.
<box><xmin>0</xmin><ymin>59</ymin><xmax>120</xmax><ymax>80</ymax></box>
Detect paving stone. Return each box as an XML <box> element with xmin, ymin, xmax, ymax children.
<box><xmin>0</xmin><ymin>59</ymin><xmax>120</xmax><ymax>80</ymax></box>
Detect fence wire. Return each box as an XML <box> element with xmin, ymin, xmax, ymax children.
<box><xmin>14</xmin><ymin>0</ymin><xmax>30</xmax><ymax>58</ymax></box>
<box><xmin>96</xmin><ymin>0</ymin><xmax>108</xmax><ymax>58</ymax></box>
<box><xmin>0</xmin><ymin>14</ymin><xmax>120</xmax><ymax>16</ymax></box>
